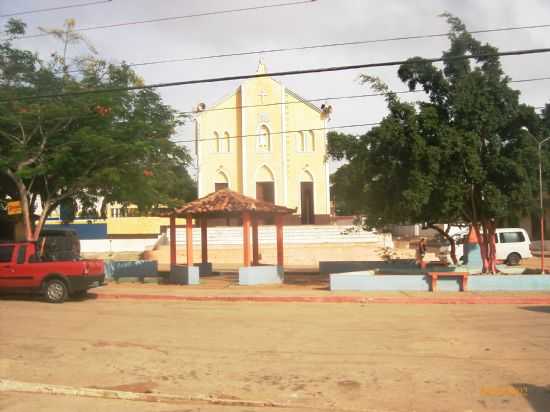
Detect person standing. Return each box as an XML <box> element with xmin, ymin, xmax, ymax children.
<box><xmin>417</xmin><ymin>238</ymin><xmax>427</xmax><ymax>268</ymax></box>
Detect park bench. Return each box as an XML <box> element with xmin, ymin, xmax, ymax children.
<box><xmin>105</xmin><ymin>260</ymin><xmax>161</xmax><ymax>283</ymax></box>
<box><xmin>427</xmin><ymin>272</ymin><xmax>469</xmax><ymax>292</ymax></box>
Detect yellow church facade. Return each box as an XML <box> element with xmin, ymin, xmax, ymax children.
<box><xmin>195</xmin><ymin>63</ymin><xmax>331</xmax><ymax>224</ymax></box>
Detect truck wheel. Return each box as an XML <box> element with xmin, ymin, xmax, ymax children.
<box><xmin>507</xmin><ymin>253</ymin><xmax>521</xmax><ymax>266</ymax></box>
<box><xmin>44</xmin><ymin>279</ymin><xmax>68</xmax><ymax>303</ymax></box>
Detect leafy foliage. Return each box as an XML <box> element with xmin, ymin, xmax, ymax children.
<box><xmin>328</xmin><ymin>14</ymin><xmax>549</xmax><ymax>271</ymax></box>
<box><xmin>0</xmin><ymin>19</ymin><xmax>196</xmax><ymax>240</ymax></box>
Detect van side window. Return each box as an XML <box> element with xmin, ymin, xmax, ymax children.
<box><xmin>0</xmin><ymin>245</ymin><xmax>14</xmax><ymax>262</ymax></box>
<box><xmin>17</xmin><ymin>246</ymin><xmax>27</xmax><ymax>264</ymax></box>
<box><xmin>499</xmin><ymin>232</ymin><xmax>525</xmax><ymax>243</ymax></box>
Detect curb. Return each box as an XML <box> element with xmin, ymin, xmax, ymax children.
<box><xmin>93</xmin><ymin>292</ymin><xmax>550</xmax><ymax>305</ymax></box>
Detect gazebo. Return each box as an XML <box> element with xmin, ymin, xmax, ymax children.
<box><xmin>166</xmin><ymin>189</ymin><xmax>295</xmax><ymax>285</ymax></box>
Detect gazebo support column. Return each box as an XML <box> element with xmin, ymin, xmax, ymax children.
<box><xmin>197</xmin><ymin>217</ymin><xmax>213</xmax><ymax>275</ymax></box>
<box><xmin>201</xmin><ymin>217</ymin><xmax>208</xmax><ymax>264</ymax></box>
<box><xmin>169</xmin><ymin>214</ymin><xmax>176</xmax><ymax>269</ymax></box>
<box><xmin>239</xmin><ymin>212</ymin><xmax>284</xmax><ymax>285</ymax></box>
<box><xmin>186</xmin><ymin>216</ymin><xmax>193</xmax><ymax>266</ymax></box>
<box><xmin>168</xmin><ymin>214</ymin><xmax>199</xmax><ymax>285</ymax></box>
<box><xmin>242</xmin><ymin>211</ymin><xmax>251</xmax><ymax>267</ymax></box>
<box><xmin>276</xmin><ymin>214</ymin><xmax>284</xmax><ymax>267</ymax></box>
<box><xmin>252</xmin><ymin>214</ymin><xmax>259</xmax><ymax>265</ymax></box>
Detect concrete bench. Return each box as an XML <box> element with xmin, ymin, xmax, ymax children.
<box><xmin>427</xmin><ymin>272</ymin><xmax>468</xmax><ymax>292</ymax></box>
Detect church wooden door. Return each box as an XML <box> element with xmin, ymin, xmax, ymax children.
<box><xmin>256</xmin><ymin>182</ymin><xmax>275</xmax><ymax>203</ymax></box>
<box><xmin>215</xmin><ymin>182</ymin><xmax>228</xmax><ymax>191</ymax></box>
<box><xmin>256</xmin><ymin>182</ymin><xmax>275</xmax><ymax>224</ymax></box>
<box><xmin>300</xmin><ymin>182</ymin><xmax>315</xmax><ymax>224</ymax></box>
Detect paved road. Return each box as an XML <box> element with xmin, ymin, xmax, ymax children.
<box><xmin>1</xmin><ymin>298</ymin><xmax>549</xmax><ymax>411</ymax></box>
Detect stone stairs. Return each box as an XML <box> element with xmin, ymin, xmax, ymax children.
<box><xmin>167</xmin><ymin>225</ymin><xmax>384</xmax><ymax>246</ymax></box>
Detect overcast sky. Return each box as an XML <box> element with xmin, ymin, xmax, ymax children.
<box><xmin>3</xmin><ymin>0</ymin><xmax>550</xmax><ymax>174</ymax></box>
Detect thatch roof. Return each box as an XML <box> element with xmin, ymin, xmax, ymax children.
<box><xmin>169</xmin><ymin>189</ymin><xmax>295</xmax><ymax>217</ymax></box>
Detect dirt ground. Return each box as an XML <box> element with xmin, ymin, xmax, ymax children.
<box><xmin>1</xmin><ymin>297</ymin><xmax>550</xmax><ymax>412</ymax></box>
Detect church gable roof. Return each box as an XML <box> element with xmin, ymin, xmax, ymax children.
<box><xmin>285</xmin><ymin>88</ymin><xmax>322</xmax><ymax>114</ymax></box>
<box><xmin>195</xmin><ymin>86</ymin><xmax>240</xmax><ymax>117</ymax></box>
<box><xmin>196</xmin><ymin>62</ymin><xmax>323</xmax><ymax>117</ymax></box>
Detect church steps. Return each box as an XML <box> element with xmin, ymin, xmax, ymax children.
<box><xmin>167</xmin><ymin>225</ymin><xmax>383</xmax><ymax>246</ymax></box>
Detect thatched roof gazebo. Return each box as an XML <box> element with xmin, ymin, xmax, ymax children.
<box><xmin>166</xmin><ymin>189</ymin><xmax>295</xmax><ymax>284</ymax></box>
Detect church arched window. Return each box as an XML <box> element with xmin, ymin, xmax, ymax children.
<box><xmin>297</xmin><ymin>131</ymin><xmax>315</xmax><ymax>152</ymax></box>
<box><xmin>307</xmin><ymin>131</ymin><xmax>315</xmax><ymax>152</ymax></box>
<box><xmin>297</xmin><ymin>132</ymin><xmax>305</xmax><ymax>152</ymax></box>
<box><xmin>257</xmin><ymin>125</ymin><xmax>271</xmax><ymax>152</ymax></box>
<box><xmin>214</xmin><ymin>132</ymin><xmax>221</xmax><ymax>152</ymax></box>
<box><xmin>223</xmin><ymin>132</ymin><xmax>231</xmax><ymax>153</ymax></box>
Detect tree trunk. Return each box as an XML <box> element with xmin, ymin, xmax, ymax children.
<box><xmin>476</xmin><ymin>220</ymin><xmax>498</xmax><ymax>274</ymax></box>
<box><xmin>427</xmin><ymin>223</ymin><xmax>458</xmax><ymax>265</ymax></box>
<box><xmin>32</xmin><ymin>201</ymin><xmax>52</xmax><ymax>241</ymax></box>
<box><xmin>486</xmin><ymin>221</ymin><xmax>498</xmax><ymax>274</ymax></box>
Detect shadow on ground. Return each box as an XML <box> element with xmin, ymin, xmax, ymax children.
<box><xmin>0</xmin><ymin>291</ymin><xmax>98</xmax><ymax>304</ymax></box>
<box><xmin>519</xmin><ymin>306</ymin><xmax>550</xmax><ymax>314</ymax></box>
<box><xmin>512</xmin><ymin>384</ymin><xmax>550</xmax><ymax>412</ymax></box>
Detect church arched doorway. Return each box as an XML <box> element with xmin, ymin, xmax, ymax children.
<box><xmin>300</xmin><ymin>170</ymin><xmax>315</xmax><ymax>225</ymax></box>
<box><xmin>214</xmin><ymin>170</ymin><xmax>229</xmax><ymax>192</ymax></box>
<box><xmin>255</xmin><ymin>165</ymin><xmax>275</xmax><ymax>204</ymax></box>
<box><xmin>256</xmin><ymin>165</ymin><xmax>275</xmax><ymax>224</ymax></box>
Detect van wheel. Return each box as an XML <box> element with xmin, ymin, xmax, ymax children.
<box><xmin>507</xmin><ymin>253</ymin><xmax>521</xmax><ymax>266</ymax></box>
<box><xmin>44</xmin><ymin>279</ymin><xmax>68</xmax><ymax>303</ymax></box>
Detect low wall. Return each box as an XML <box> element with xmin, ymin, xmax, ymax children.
<box><xmin>469</xmin><ymin>275</ymin><xmax>550</xmax><ymax>291</ymax></box>
<box><xmin>330</xmin><ymin>273</ymin><xmax>550</xmax><ymax>292</ymax></box>
<box><xmin>80</xmin><ymin>238</ymin><xmax>159</xmax><ymax>253</ymax></box>
<box><xmin>150</xmin><ymin>243</ymin><xmax>416</xmax><ymax>270</ymax></box>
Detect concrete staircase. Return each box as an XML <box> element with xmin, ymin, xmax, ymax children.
<box><xmin>167</xmin><ymin>225</ymin><xmax>384</xmax><ymax>246</ymax></box>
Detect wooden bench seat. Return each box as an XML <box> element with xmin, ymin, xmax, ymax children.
<box><xmin>427</xmin><ymin>272</ymin><xmax>469</xmax><ymax>292</ymax></box>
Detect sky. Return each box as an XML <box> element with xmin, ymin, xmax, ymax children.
<box><xmin>2</xmin><ymin>0</ymin><xmax>550</xmax><ymax>175</ymax></box>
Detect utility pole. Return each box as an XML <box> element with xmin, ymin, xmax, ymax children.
<box><xmin>523</xmin><ymin>127</ymin><xmax>550</xmax><ymax>273</ymax></box>
<box><xmin>536</xmin><ymin>137</ymin><xmax>550</xmax><ymax>273</ymax></box>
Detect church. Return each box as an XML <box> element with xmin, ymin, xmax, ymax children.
<box><xmin>195</xmin><ymin>61</ymin><xmax>331</xmax><ymax>224</ymax></box>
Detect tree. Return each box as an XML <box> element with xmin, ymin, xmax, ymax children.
<box><xmin>0</xmin><ymin>19</ymin><xmax>196</xmax><ymax>241</ymax></box>
<box><xmin>328</xmin><ymin>14</ymin><xmax>548</xmax><ymax>272</ymax></box>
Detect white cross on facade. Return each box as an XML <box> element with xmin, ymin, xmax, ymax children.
<box><xmin>258</xmin><ymin>90</ymin><xmax>268</xmax><ymax>104</ymax></box>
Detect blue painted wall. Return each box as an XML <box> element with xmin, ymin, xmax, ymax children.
<box><xmin>330</xmin><ymin>273</ymin><xmax>550</xmax><ymax>292</ymax></box>
<box><xmin>44</xmin><ymin>223</ymin><xmax>107</xmax><ymax>240</ymax></box>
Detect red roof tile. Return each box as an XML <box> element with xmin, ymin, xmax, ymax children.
<box><xmin>171</xmin><ymin>189</ymin><xmax>295</xmax><ymax>216</ymax></box>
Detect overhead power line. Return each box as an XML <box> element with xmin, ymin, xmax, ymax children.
<box><xmin>80</xmin><ymin>23</ymin><xmax>550</xmax><ymax>71</ymax></box>
<box><xmin>0</xmin><ymin>0</ymin><xmax>112</xmax><ymax>19</ymax></box>
<box><xmin>513</xmin><ymin>76</ymin><xmax>550</xmax><ymax>83</ymax></box>
<box><xmin>4</xmin><ymin>47</ymin><xmax>550</xmax><ymax>103</ymax></box>
<box><xmin>172</xmin><ymin>122</ymin><xmax>382</xmax><ymax>145</ymax></box>
<box><xmin>3</xmin><ymin>74</ymin><xmax>548</xmax><ymax>126</ymax></box>
<box><xmin>16</xmin><ymin>0</ymin><xmax>315</xmax><ymax>39</ymax></box>
<box><xmin>180</xmin><ymin>75</ymin><xmax>550</xmax><ymax>115</ymax></box>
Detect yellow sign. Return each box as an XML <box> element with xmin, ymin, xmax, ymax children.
<box><xmin>7</xmin><ymin>201</ymin><xmax>22</xmax><ymax>215</ymax></box>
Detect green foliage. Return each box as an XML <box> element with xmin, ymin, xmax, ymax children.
<box><xmin>328</xmin><ymin>13</ymin><xmax>549</xmax><ymax>237</ymax></box>
<box><xmin>0</xmin><ymin>19</ymin><xmax>196</xmax><ymax>238</ymax></box>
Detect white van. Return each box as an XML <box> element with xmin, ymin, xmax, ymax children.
<box><xmin>449</xmin><ymin>228</ymin><xmax>532</xmax><ymax>265</ymax></box>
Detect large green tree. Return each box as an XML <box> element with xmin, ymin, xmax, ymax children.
<box><xmin>0</xmin><ymin>19</ymin><xmax>196</xmax><ymax>241</ymax></box>
<box><xmin>328</xmin><ymin>14</ymin><xmax>549</xmax><ymax>272</ymax></box>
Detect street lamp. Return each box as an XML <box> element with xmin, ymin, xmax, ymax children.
<box><xmin>522</xmin><ymin>127</ymin><xmax>550</xmax><ymax>273</ymax></box>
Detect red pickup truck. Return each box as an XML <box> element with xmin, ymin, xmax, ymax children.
<box><xmin>0</xmin><ymin>241</ymin><xmax>104</xmax><ymax>303</ymax></box>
